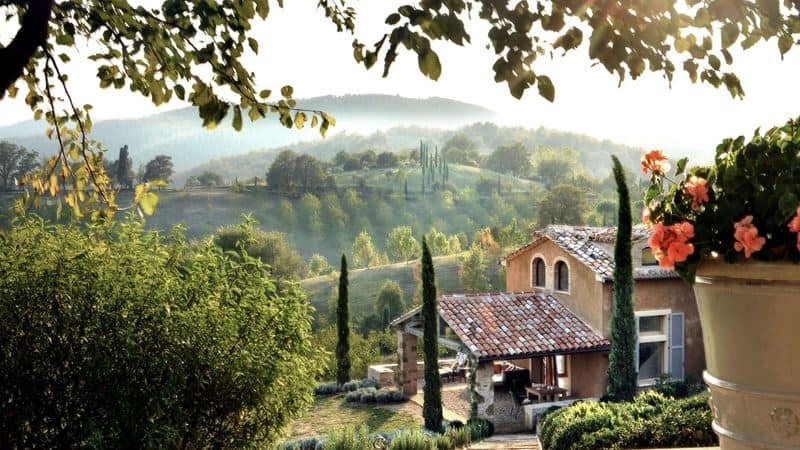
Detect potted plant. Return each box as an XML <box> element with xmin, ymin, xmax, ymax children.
<box><xmin>642</xmin><ymin>117</ymin><xmax>800</xmax><ymax>450</ymax></box>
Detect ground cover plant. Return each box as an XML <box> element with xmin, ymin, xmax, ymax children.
<box><xmin>0</xmin><ymin>216</ymin><xmax>319</xmax><ymax>448</ymax></box>
<box><xmin>538</xmin><ymin>391</ymin><xmax>716</xmax><ymax>450</ymax></box>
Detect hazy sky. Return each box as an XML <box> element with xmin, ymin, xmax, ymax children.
<box><xmin>2</xmin><ymin>2</ymin><xmax>800</xmax><ymax>159</ymax></box>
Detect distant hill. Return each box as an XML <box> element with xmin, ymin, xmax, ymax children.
<box><xmin>178</xmin><ymin>122</ymin><xmax>646</xmax><ymax>185</ymax></box>
<box><xmin>0</xmin><ymin>95</ymin><xmax>497</xmax><ymax>171</ymax></box>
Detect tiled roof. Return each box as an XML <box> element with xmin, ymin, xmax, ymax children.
<box><xmin>438</xmin><ymin>292</ymin><xmax>610</xmax><ymax>361</ymax></box>
<box><xmin>502</xmin><ymin>225</ymin><xmax>674</xmax><ymax>281</ymax></box>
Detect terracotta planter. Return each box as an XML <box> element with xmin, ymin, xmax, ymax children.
<box><xmin>694</xmin><ymin>259</ymin><xmax>800</xmax><ymax>450</ymax></box>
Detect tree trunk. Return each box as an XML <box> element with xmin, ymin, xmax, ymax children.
<box><xmin>0</xmin><ymin>0</ymin><xmax>55</xmax><ymax>97</ymax></box>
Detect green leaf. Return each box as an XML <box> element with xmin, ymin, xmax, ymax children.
<box><xmin>174</xmin><ymin>85</ymin><xmax>185</xmax><ymax>100</ymax></box>
<box><xmin>248</xmin><ymin>37</ymin><xmax>259</xmax><ymax>54</ymax></box>
<box><xmin>778</xmin><ymin>35</ymin><xmax>793</xmax><ymax>57</ymax></box>
<box><xmin>674</xmin><ymin>37</ymin><xmax>690</xmax><ymax>53</ymax></box>
<box><xmin>778</xmin><ymin>192</ymin><xmax>798</xmax><ymax>219</ymax></box>
<box><xmin>232</xmin><ymin>105</ymin><xmax>243</xmax><ymax>131</ymax></box>
<box><xmin>721</xmin><ymin>24</ymin><xmax>739</xmax><ymax>49</ymax></box>
<box><xmin>708</xmin><ymin>55</ymin><xmax>720</xmax><ymax>71</ymax></box>
<box><xmin>280</xmin><ymin>85</ymin><xmax>293</xmax><ymax>97</ymax></box>
<box><xmin>536</xmin><ymin>75</ymin><xmax>555</xmax><ymax>102</ymax></box>
<box><xmin>675</xmin><ymin>157</ymin><xmax>689</xmax><ymax>176</ymax></box>
<box><xmin>139</xmin><ymin>192</ymin><xmax>159</xmax><ymax>215</ymax></box>
<box><xmin>386</xmin><ymin>13</ymin><xmax>401</xmax><ymax>25</ymax></box>
<box><xmin>417</xmin><ymin>50</ymin><xmax>441</xmax><ymax>81</ymax></box>
<box><xmin>294</xmin><ymin>112</ymin><xmax>306</xmax><ymax>129</ymax></box>
<box><xmin>259</xmin><ymin>89</ymin><xmax>271</xmax><ymax>99</ymax></box>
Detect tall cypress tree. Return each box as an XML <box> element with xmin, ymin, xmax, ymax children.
<box><xmin>421</xmin><ymin>237</ymin><xmax>443</xmax><ymax>432</ymax></box>
<box><xmin>336</xmin><ymin>254</ymin><xmax>351</xmax><ymax>385</ymax></box>
<box><xmin>607</xmin><ymin>155</ymin><xmax>637</xmax><ymax>402</ymax></box>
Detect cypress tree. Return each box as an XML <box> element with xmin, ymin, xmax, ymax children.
<box><xmin>336</xmin><ymin>254</ymin><xmax>351</xmax><ymax>385</ymax></box>
<box><xmin>606</xmin><ymin>155</ymin><xmax>637</xmax><ymax>402</ymax></box>
<box><xmin>404</xmin><ymin>179</ymin><xmax>409</xmax><ymax>199</ymax></box>
<box><xmin>421</xmin><ymin>237</ymin><xmax>443</xmax><ymax>432</ymax></box>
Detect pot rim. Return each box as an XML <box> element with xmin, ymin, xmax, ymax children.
<box><xmin>696</xmin><ymin>258</ymin><xmax>800</xmax><ymax>283</ymax></box>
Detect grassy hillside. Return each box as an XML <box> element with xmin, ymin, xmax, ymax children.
<box><xmin>300</xmin><ymin>252</ymin><xmax>505</xmax><ymax>323</ymax></box>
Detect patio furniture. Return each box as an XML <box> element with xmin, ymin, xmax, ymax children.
<box><xmin>525</xmin><ymin>384</ymin><xmax>567</xmax><ymax>403</ymax></box>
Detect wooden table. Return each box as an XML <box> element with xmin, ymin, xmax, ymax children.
<box><xmin>525</xmin><ymin>384</ymin><xmax>567</xmax><ymax>403</ymax></box>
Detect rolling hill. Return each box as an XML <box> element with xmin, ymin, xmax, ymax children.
<box><xmin>0</xmin><ymin>95</ymin><xmax>496</xmax><ymax>171</ymax></box>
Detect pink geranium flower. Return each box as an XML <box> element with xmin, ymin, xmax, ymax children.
<box><xmin>733</xmin><ymin>215</ymin><xmax>766</xmax><ymax>258</ymax></box>
<box><xmin>787</xmin><ymin>207</ymin><xmax>800</xmax><ymax>251</ymax></box>
<box><xmin>683</xmin><ymin>176</ymin><xmax>709</xmax><ymax>210</ymax></box>
<box><xmin>648</xmin><ymin>221</ymin><xmax>695</xmax><ymax>270</ymax></box>
<box><xmin>641</xmin><ymin>150</ymin><xmax>671</xmax><ymax>175</ymax></box>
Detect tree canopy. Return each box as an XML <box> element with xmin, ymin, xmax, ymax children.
<box><xmin>0</xmin><ymin>141</ymin><xmax>38</xmax><ymax>191</ymax></box>
<box><xmin>3</xmin><ymin>0</ymin><xmax>799</xmax><ymax>214</ymax></box>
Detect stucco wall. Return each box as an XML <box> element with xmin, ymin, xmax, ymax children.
<box><xmin>505</xmin><ymin>241</ymin><xmax>606</xmax><ymax>335</ymax></box>
<box><xmin>632</xmin><ymin>279</ymin><xmax>705</xmax><ymax>381</ymax></box>
<box><xmin>569</xmin><ymin>352</ymin><xmax>609</xmax><ymax>398</ymax></box>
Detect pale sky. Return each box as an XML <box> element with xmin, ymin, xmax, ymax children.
<box><xmin>2</xmin><ymin>1</ymin><xmax>800</xmax><ymax>160</ymax></box>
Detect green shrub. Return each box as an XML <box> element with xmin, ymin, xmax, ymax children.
<box><xmin>0</xmin><ymin>218</ymin><xmax>319</xmax><ymax>449</ymax></box>
<box><xmin>281</xmin><ymin>437</ymin><xmax>324</xmax><ymax>450</ymax></box>
<box><xmin>388</xmin><ymin>429</ymin><xmax>433</xmax><ymax>450</ymax></box>
<box><xmin>324</xmin><ymin>426</ymin><xmax>373</xmax><ymax>450</ymax></box>
<box><xmin>432</xmin><ymin>434</ymin><xmax>454</xmax><ymax>450</ymax></box>
<box><xmin>444</xmin><ymin>427</ymin><xmax>471</xmax><ymax>448</ymax></box>
<box><xmin>466</xmin><ymin>418</ymin><xmax>494</xmax><ymax>442</ymax></box>
<box><xmin>314</xmin><ymin>378</ymin><xmax>379</xmax><ymax>396</ymax></box>
<box><xmin>537</xmin><ymin>392</ymin><xmax>717</xmax><ymax>450</ymax></box>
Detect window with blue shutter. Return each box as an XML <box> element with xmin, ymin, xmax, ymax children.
<box><xmin>669</xmin><ymin>312</ymin><xmax>685</xmax><ymax>381</ymax></box>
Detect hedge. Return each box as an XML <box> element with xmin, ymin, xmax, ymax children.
<box><xmin>314</xmin><ymin>379</ymin><xmax>379</xmax><ymax>396</ymax></box>
<box><xmin>344</xmin><ymin>387</ymin><xmax>408</xmax><ymax>404</ymax></box>
<box><xmin>538</xmin><ymin>391</ymin><xmax>717</xmax><ymax>450</ymax></box>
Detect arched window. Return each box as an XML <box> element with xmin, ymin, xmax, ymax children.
<box><xmin>642</xmin><ymin>247</ymin><xmax>659</xmax><ymax>266</ymax></box>
<box><xmin>555</xmin><ymin>261</ymin><xmax>569</xmax><ymax>292</ymax></box>
<box><xmin>532</xmin><ymin>258</ymin><xmax>546</xmax><ymax>288</ymax></box>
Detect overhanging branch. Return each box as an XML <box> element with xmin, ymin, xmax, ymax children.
<box><xmin>0</xmin><ymin>0</ymin><xmax>54</xmax><ymax>98</ymax></box>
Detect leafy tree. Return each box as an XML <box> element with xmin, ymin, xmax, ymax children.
<box><xmin>375</xmin><ymin>280</ymin><xmax>405</xmax><ymax>327</ymax></box>
<box><xmin>214</xmin><ymin>220</ymin><xmax>305</xmax><ymax>281</ymax></box>
<box><xmin>321</xmin><ymin>192</ymin><xmax>347</xmax><ymax>230</ymax></box>
<box><xmin>278</xmin><ymin>199</ymin><xmax>297</xmax><ymax>229</ymax></box>
<box><xmin>142</xmin><ymin>154</ymin><xmax>174</xmax><ymax>183</ymax></box>
<box><xmin>596</xmin><ymin>199</ymin><xmax>618</xmax><ymax>227</ymax></box>
<box><xmin>196</xmin><ymin>170</ymin><xmax>224</xmax><ymax>187</ymax></box>
<box><xmin>459</xmin><ymin>243</ymin><xmax>490</xmax><ymax>293</ymax></box>
<box><xmin>375</xmin><ymin>151</ymin><xmax>400</xmax><ymax>168</ymax></box>
<box><xmin>0</xmin><ymin>141</ymin><xmax>38</xmax><ymax>190</ymax></box>
<box><xmin>307</xmin><ymin>253</ymin><xmax>332</xmax><ymax>278</ymax></box>
<box><xmin>535</xmin><ymin>148</ymin><xmax>577</xmax><ymax>189</ymax></box>
<box><xmin>115</xmin><ymin>145</ymin><xmax>134</xmax><ymax>189</ymax></box>
<box><xmin>352</xmin><ymin>230</ymin><xmax>379</xmax><ymax>269</ymax></box>
<box><xmin>538</xmin><ymin>184</ymin><xmax>587</xmax><ymax>227</ymax></box>
<box><xmin>442</xmin><ymin>133</ymin><xmax>480</xmax><ymax>165</ymax></box>
<box><xmin>336</xmin><ymin>254</ymin><xmax>351</xmax><ymax>385</ymax></box>
<box><xmin>0</xmin><ymin>217</ymin><xmax>319</xmax><ymax>448</ymax></box>
<box><xmin>298</xmin><ymin>192</ymin><xmax>323</xmax><ymax>232</ymax></box>
<box><xmin>607</xmin><ymin>156</ymin><xmax>637</xmax><ymax>402</ymax></box>
<box><xmin>387</xmin><ymin>226</ymin><xmax>419</xmax><ymax>263</ymax></box>
<box><xmin>420</xmin><ymin>237</ymin><xmax>443</xmax><ymax>433</ymax></box>
<box><xmin>485</xmin><ymin>142</ymin><xmax>531</xmax><ymax>177</ymax></box>
<box><xmin>499</xmin><ymin>218</ymin><xmax>528</xmax><ymax>248</ymax></box>
<box><xmin>267</xmin><ymin>151</ymin><xmax>326</xmax><ymax>192</ymax></box>
<box><xmin>359</xmin><ymin>149</ymin><xmax>378</xmax><ymax>169</ymax></box>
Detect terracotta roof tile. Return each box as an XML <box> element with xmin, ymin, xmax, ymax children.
<box><xmin>439</xmin><ymin>292</ymin><xmax>610</xmax><ymax>361</ymax></box>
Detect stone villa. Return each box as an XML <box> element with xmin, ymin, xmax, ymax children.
<box><xmin>391</xmin><ymin>225</ymin><xmax>705</xmax><ymax>432</ymax></box>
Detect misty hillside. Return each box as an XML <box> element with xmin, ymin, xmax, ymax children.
<box><xmin>177</xmin><ymin>122</ymin><xmax>646</xmax><ymax>185</ymax></box>
<box><xmin>0</xmin><ymin>95</ymin><xmax>496</xmax><ymax>171</ymax></box>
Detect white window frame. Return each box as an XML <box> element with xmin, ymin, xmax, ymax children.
<box><xmin>635</xmin><ymin>309</ymin><xmax>670</xmax><ymax>386</ymax></box>
<box><xmin>530</xmin><ymin>253</ymin><xmax>546</xmax><ymax>289</ymax></box>
<box><xmin>553</xmin><ymin>257</ymin><xmax>571</xmax><ymax>294</ymax></box>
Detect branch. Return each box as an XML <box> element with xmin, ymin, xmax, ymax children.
<box><xmin>0</xmin><ymin>0</ymin><xmax>54</xmax><ymax>98</ymax></box>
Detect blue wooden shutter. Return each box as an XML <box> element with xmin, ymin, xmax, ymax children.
<box><xmin>669</xmin><ymin>313</ymin><xmax>685</xmax><ymax>381</ymax></box>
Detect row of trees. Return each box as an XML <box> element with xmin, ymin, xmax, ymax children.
<box><xmin>0</xmin><ymin>141</ymin><xmax>39</xmax><ymax>191</ymax></box>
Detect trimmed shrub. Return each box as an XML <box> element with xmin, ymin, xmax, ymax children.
<box><xmin>466</xmin><ymin>418</ymin><xmax>494</xmax><ymax>442</ymax></box>
<box><xmin>281</xmin><ymin>437</ymin><xmax>323</xmax><ymax>450</ymax></box>
<box><xmin>538</xmin><ymin>392</ymin><xmax>716</xmax><ymax>450</ymax></box>
<box><xmin>324</xmin><ymin>426</ymin><xmax>372</xmax><ymax>450</ymax></box>
<box><xmin>344</xmin><ymin>387</ymin><xmax>407</xmax><ymax>404</ymax></box>
<box><xmin>314</xmin><ymin>378</ymin><xmax>378</xmax><ymax>396</ymax></box>
<box><xmin>388</xmin><ymin>429</ymin><xmax>433</xmax><ymax>450</ymax></box>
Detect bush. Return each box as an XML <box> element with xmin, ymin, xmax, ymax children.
<box><xmin>281</xmin><ymin>437</ymin><xmax>324</xmax><ymax>450</ymax></box>
<box><xmin>0</xmin><ymin>218</ymin><xmax>319</xmax><ymax>448</ymax></box>
<box><xmin>324</xmin><ymin>426</ymin><xmax>373</xmax><ymax>450</ymax></box>
<box><xmin>314</xmin><ymin>378</ymin><xmax>379</xmax><ymax>396</ymax></box>
<box><xmin>388</xmin><ymin>429</ymin><xmax>433</xmax><ymax>450</ymax></box>
<box><xmin>444</xmin><ymin>427</ymin><xmax>471</xmax><ymax>449</ymax></box>
<box><xmin>466</xmin><ymin>418</ymin><xmax>494</xmax><ymax>442</ymax></box>
<box><xmin>432</xmin><ymin>434</ymin><xmax>454</xmax><ymax>450</ymax></box>
<box><xmin>653</xmin><ymin>376</ymin><xmax>706</xmax><ymax>399</ymax></box>
<box><xmin>345</xmin><ymin>387</ymin><xmax>407</xmax><ymax>404</ymax></box>
<box><xmin>537</xmin><ymin>392</ymin><xmax>716</xmax><ymax>450</ymax></box>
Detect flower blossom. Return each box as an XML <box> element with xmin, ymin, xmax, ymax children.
<box><xmin>641</xmin><ymin>150</ymin><xmax>671</xmax><ymax>175</ymax></box>
<box><xmin>683</xmin><ymin>176</ymin><xmax>709</xmax><ymax>210</ymax></box>
<box><xmin>787</xmin><ymin>206</ymin><xmax>800</xmax><ymax>251</ymax></box>
<box><xmin>648</xmin><ymin>221</ymin><xmax>695</xmax><ymax>270</ymax></box>
<box><xmin>733</xmin><ymin>215</ymin><xmax>766</xmax><ymax>258</ymax></box>
<box><xmin>642</xmin><ymin>206</ymin><xmax>652</xmax><ymax>227</ymax></box>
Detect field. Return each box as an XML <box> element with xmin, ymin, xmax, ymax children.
<box><xmin>284</xmin><ymin>394</ymin><xmax>421</xmax><ymax>440</ymax></box>
<box><xmin>301</xmin><ymin>252</ymin><xmax>505</xmax><ymax>322</ymax></box>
